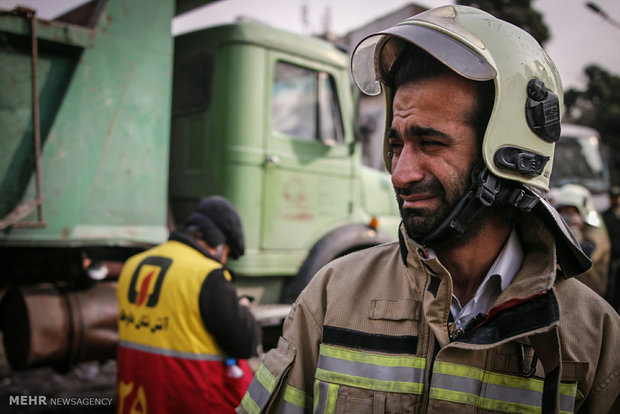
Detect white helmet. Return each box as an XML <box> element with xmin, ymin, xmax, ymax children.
<box><xmin>351</xmin><ymin>5</ymin><xmax>562</xmax><ymax>192</ymax></box>
<box><xmin>553</xmin><ymin>184</ymin><xmax>601</xmax><ymax>227</ymax></box>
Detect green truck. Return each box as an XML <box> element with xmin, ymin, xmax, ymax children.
<box><xmin>0</xmin><ymin>0</ymin><xmax>399</xmax><ymax>369</ymax></box>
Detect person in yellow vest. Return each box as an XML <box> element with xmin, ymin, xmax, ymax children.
<box><xmin>117</xmin><ymin>196</ymin><xmax>260</xmax><ymax>414</ymax></box>
<box><xmin>238</xmin><ymin>6</ymin><xmax>620</xmax><ymax>414</ymax></box>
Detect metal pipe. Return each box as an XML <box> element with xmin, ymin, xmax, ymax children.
<box><xmin>1</xmin><ymin>283</ymin><xmax>118</xmax><ymax>370</ymax></box>
<box><xmin>11</xmin><ymin>7</ymin><xmax>45</xmax><ymax>229</ymax></box>
<box><xmin>30</xmin><ymin>8</ymin><xmax>44</xmax><ymax>226</ymax></box>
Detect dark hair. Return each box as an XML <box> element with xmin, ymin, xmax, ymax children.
<box><xmin>390</xmin><ymin>43</ymin><xmax>495</xmax><ymax>146</ymax></box>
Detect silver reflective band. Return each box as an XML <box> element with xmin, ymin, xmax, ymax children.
<box><xmin>281</xmin><ymin>385</ymin><xmax>309</xmax><ymax>413</ymax></box>
<box><xmin>241</xmin><ymin>363</ymin><xmax>277</xmax><ymax>413</ymax></box>
<box><xmin>430</xmin><ymin>361</ymin><xmax>578</xmax><ymax>413</ymax></box>
<box><xmin>315</xmin><ymin>344</ymin><xmax>425</xmax><ymax>394</ymax></box>
<box><xmin>314</xmin><ymin>380</ymin><xmax>339</xmax><ymax>414</ymax></box>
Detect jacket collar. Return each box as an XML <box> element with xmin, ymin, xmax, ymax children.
<box><xmin>399</xmin><ymin>213</ymin><xmax>560</xmax><ymax>346</ymax></box>
<box><xmin>169</xmin><ymin>230</ymin><xmax>223</xmax><ymax>264</ymax></box>
<box><xmin>398</xmin><ymin>212</ymin><xmax>558</xmax><ymax>298</ymax></box>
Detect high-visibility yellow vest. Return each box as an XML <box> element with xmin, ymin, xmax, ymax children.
<box><xmin>116</xmin><ymin>240</ymin><xmax>251</xmax><ymax>414</ymax></box>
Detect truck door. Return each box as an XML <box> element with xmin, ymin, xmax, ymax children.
<box><xmin>261</xmin><ymin>57</ymin><xmax>352</xmax><ymax>250</ymax></box>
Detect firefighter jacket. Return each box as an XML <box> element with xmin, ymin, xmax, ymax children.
<box><xmin>117</xmin><ymin>231</ymin><xmax>259</xmax><ymax>414</ymax></box>
<box><xmin>574</xmin><ymin>224</ymin><xmax>611</xmax><ymax>299</ymax></box>
<box><xmin>238</xmin><ymin>214</ymin><xmax>620</xmax><ymax>413</ymax></box>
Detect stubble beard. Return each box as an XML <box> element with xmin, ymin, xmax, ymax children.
<box><xmin>396</xmin><ymin>172</ymin><xmax>483</xmax><ymax>249</ymax></box>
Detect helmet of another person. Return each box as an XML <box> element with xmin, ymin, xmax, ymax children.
<box><xmin>553</xmin><ymin>184</ymin><xmax>601</xmax><ymax>227</ymax></box>
<box><xmin>351</xmin><ymin>5</ymin><xmax>562</xmax><ymax>192</ymax></box>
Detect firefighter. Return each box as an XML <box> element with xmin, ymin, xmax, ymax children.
<box><xmin>553</xmin><ymin>184</ymin><xmax>611</xmax><ymax>298</ymax></box>
<box><xmin>117</xmin><ymin>196</ymin><xmax>260</xmax><ymax>414</ymax></box>
<box><xmin>238</xmin><ymin>6</ymin><xmax>620</xmax><ymax>413</ymax></box>
<box><xmin>603</xmin><ymin>185</ymin><xmax>620</xmax><ymax>310</ymax></box>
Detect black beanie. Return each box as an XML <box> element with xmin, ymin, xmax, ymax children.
<box><xmin>185</xmin><ymin>196</ymin><xmax>245</xmax><ymax>259</ymax></box>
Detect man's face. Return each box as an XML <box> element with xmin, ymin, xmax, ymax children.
<box><xmin>388</xmin><ymin>74</ymin><xmax>480</xmax><ymax>241</ymax></box>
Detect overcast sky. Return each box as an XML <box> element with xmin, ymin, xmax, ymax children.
<box><xmin>1</xmin><ymin>0</ymin><xmax>619</xmax><ymax>90</ymax></box>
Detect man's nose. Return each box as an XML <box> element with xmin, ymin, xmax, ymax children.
<box><xmin>391</xmin><ymin>144</ymin><xmax>425</xmax><ymax>188</ymax></box>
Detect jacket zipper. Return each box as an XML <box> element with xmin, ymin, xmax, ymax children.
<box><xmin>421</xmin><ymin>334</ymin><xmax>441</xmax><ymax>413</ymax></box>
<box><xmin>449</xmin><ymin>313</ymin><xmax>487</xmax><ymax>341</ymax></box>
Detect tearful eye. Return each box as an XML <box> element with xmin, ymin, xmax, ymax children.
<box><xmin>388</xmin><ymin>140</ymin><xmax>403</xmax><ymax>155</ymax></box>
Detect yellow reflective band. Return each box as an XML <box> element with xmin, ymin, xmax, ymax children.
<box><xmin>255</xmin><ymin>363</ymin><xmax>278</xmax><ymax>393</ymax></box>
<box><xmin>434</xmin><ymin>361</ymin><xmax>542</xmax><ymax>391</ymax></box>
<box><xmin>314</xmin><ymin>380</ymin><xmax>339</xmax><ymax>414</ymax></box>
<box><xmin>313</xmin><ymin>381</ymin><xmax>319</xmax><ymax>413</ymax></box>
<box><xmin>240</xmin><ymin>392</ymin><xmax>260</xmax><ymax>414</ymax></box>
<box><xmin>559</xmin><ymin>382</ymin><xmax>580</xmax><ymax>414</ymax></box>
<box><xmin>431</xmin><ymin>361</ymin><xmax>578</xmax><ymax>414</ymax></box>
<box><xmin>317</xmin><ymin>344</ymin><xmax>425</xmax><ymax>395</ymax></box>
<box><xmin>325</xmin><ymin>383</ymin><xmax>339</xmax><ymax>414</ymax></box>
<box><xmin>559</xmin><ymin>381</ymin><xmax>579</xmax><ymax>398</ymax></box>
<box><xmin>283</xmin><ymin>385</ymin><xmax>309</xmax><ymax>409</ymax></box>
<box><xmin>320</xmin><ymin>344</ymin><xmax>425</xmax><ymax>369</ymax></box>
<box><xmin>430</xmin><ymin>388</ymin><xmax>542</xmax><ymax>413</ymax></box>
<box><xmin>315</xmin><ymin>367</ymin><xmax>423</xmax><ymax>394</ymax></box>
<box><xmin>240</xmin><ymin>363</ymin><xmax>278</xmax><ymax>413</ymax></box>
<box><xmin>435</xmin><ymin>361</ymin><xmax>579</xmax><ymax>398</ymax></box>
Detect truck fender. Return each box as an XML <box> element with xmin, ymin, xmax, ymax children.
<box><xmin>281</xmin><ymin>224</ymin><xmax>395</xmax><ymax>303</ymax></box>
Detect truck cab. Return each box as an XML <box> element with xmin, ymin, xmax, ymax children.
<box><xmin>0</xmin><ymin>1</ymin><xmax>400</xmax><ymax>369</ymax></box>
<box><xmin>169</xmin><ymin>22</ymin><xmax>400</xmax><ymax>306</ymax></box>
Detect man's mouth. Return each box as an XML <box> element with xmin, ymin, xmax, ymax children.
<box><xmin>398</xmin><ymin>193</ymin><xmax>437</xmax><ymax>209</ymax></box>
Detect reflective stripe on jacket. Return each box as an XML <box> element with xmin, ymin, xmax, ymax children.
<box><xmin>238</xmin><ymin>214</ymin><xmax>620</xmax><ymax>413</ymax></box>
<box><xmin>118</xmin><ymin>240</ymin><xmax>252</xmax><ymax>414</ymax></box>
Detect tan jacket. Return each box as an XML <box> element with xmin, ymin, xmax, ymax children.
<box><xmin>576</xmin><ymin>224</ymin><xmax>611</xmax><ymax>298</ymax></box>
<box><xmin>238</xmin><ymin>215</ymin><xmax>620</xmax><ymax>413</ymax></box>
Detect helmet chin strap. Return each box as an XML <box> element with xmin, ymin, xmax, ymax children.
<box><xmin>412</xmin><ymin>162</ymin><xmax>538</xmax><ymax>247</ymax></box>
<box><xmin>409</xmin><ymin>162</ymin><xmax>591</xmax><ymax>278</ymax></box>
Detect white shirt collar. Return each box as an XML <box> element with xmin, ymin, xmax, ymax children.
<box><xmin>449</xmin><ymin>228</ymin><xmax>523</xmax><ymax>329</ymax></box>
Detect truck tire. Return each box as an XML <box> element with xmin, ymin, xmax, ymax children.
<box><xmin>280</xmin><ymin>224</ymin><xmax>395</xmax><ymax>303</ymax></box>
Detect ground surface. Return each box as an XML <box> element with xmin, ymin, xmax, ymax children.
<box><xmin>0</xmin><ymin>339</ymin><xmax>116</xmax><ymax>414</ymax></box>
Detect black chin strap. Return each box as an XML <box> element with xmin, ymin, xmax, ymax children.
<box><xmin>417</xmin><ymin>164</ymin><xmax>538</xmax><ymax>247</ymax></box>
<box><xmin>413</xmin><ymin>163</ymin><xmax>591</xmax><ymax>278</ymax></box>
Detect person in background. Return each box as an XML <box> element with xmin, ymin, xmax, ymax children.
<box><xmin>602</xmin><ymin>185</ymin><xmax>620</xmax><ymax>311</ymax></box>
<box><xmin>117</xmin><ymin>196</ymin><xmax>260</xmax><ymax>414</ymax></box>
<box><xmin>238</xmin><ymin>5</ymin><xmax>620</xmax><ymax>413</ymax></box>
<box><xmin>553</xmin><ymin>184</ymin><xmax>611</xmax><ymax>298</ymax></box>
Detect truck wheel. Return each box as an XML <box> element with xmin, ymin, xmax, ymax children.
<box><xmin>280</xmin><ymin>224</ymin><xmax>394</xmax><ymax>303</ymax></box>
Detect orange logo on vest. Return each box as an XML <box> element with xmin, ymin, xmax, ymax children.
<box><xmin>127</xmin><ymin>256</ymin><xmax>172</xmax><ymax>308</ymax></box>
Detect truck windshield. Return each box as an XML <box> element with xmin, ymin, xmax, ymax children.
<box><xmin>550</xmin><ymin>133</ymin><xmax>610</xmax><ymax>194</ymax></box>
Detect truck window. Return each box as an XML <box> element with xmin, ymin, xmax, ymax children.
<box><xmin>172</xmin><ymin>53</ymin><xmax>213</xmax><ymax>116</ymax></box>
<box><xmin>272</xmin><ymin>61</ymin><xmax>343</xmax><ymax>145</ymax></box>
<box><xmin>551</xmin><ymin>135</ymin><xmax>609</xmax><ymax>193</ymax></box>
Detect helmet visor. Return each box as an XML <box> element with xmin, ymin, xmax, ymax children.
<box><xmin>351</xmin><ymin>23</ymin><xmax>497</xmax><ymax>96</ymax></box>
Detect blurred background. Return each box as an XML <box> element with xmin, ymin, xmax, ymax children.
<box><xmin>0</xmin><ymin>0</ymin><xmax>618</xmax><ymax>412</ymax></box>
<box><xmin>4</xmin><ymin>0</ymin><xmax>619</xmax><ymax>182</ymax></box>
